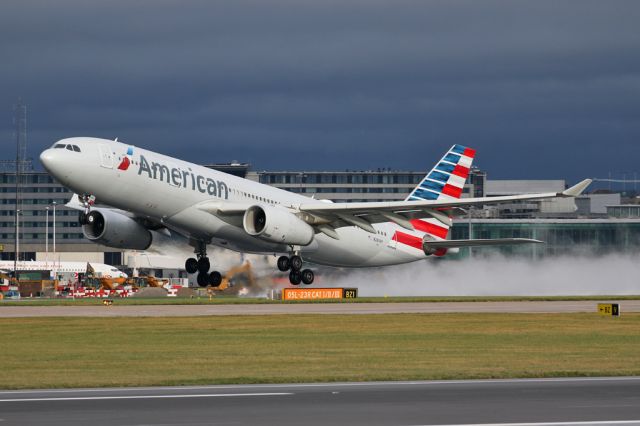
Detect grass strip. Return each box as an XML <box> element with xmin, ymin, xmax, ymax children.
<box><xmin>1</xmin><ymin>313</ymin><xmax>639</xmax><ymax>389</ymax></box>
<box><xmin>2</xmin><ymin>295</ymin><xmax>640</xmax><ymax>307</ymax></box>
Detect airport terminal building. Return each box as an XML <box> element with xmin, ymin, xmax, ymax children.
<box><xmin>0</xmin><ymin>171</ymin><xmax>121</xmax><ymax>264</ymax></box>
<box><xmin>1</xmin><ymin>165</ymin><xmax>639</xmax><ymax>273</ymax></box>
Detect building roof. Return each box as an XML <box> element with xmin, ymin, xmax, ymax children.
<box><xmin>485</xmin><ymin>180</ymin><xmax>565</xmax><ymax>195</ymax></box>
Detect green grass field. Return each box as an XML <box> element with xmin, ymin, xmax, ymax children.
<box><xmin>2</xmin><ymin>313</ymin><xmax>639</xmax><ymax>389</ymax></box>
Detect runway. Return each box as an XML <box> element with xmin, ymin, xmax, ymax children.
<box><xmin>1</xmin><ymin>377</ymin><xmax>639</xmax><ymax>425</ymax></box>
<box><xmin>0</xmin><ymin>300</ymin><xmax>639</xmax><ymax>317</ymax></box>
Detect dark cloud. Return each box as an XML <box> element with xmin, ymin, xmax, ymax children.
<box><xmin>1</xmin><ymin>0</ymin><xmax>639</xmax><ymax>183</ymax></box>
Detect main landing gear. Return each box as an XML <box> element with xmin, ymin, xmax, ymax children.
<box><xmin>185</xmin><ymin>242</ymin><xmax>222</xmax><ymax>287</ymax></box>
<box><xmin>277</xmin><ymin>252</ymin><xmax>314</xmax><ymax>285</ymax></box>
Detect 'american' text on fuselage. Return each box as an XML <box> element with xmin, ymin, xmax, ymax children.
<box><xmin>137</xmin><ymin>155</ymin><xmax>229</xmax><ymax>199</ymax></box>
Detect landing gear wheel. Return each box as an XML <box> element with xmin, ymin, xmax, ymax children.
<box><xmin>197</xmin><ymin>273</ymin><xmax>209</xmax><ymax>287</ymax></box>
<box><xmin>185</xmin><ymin>258</ymin><xmax>198</xmax><ymax>274</ymax></box>
<box><xmin>289</xmin><ymin>270</ymin><xmax>302</xmax><ymax>285</ymax></box>
<box><xmin>209</xmin><ymin>271</ymin><xmax>222</xmax><ymax>287</ymax></box>
<box><xmin>79</xmin><ymin>194</ymin><xmax>94</xmax><ymax>225</ymax></box>
<box><xmin>301</xmin><ymin>269</ymin><xmax>314</xmax><ymax>285</ymax></box>
<box><xmin>290</xmin><ymin>255</ymin><xmax>303</xmax><ymax>271</ymax></box>
<box><xmin>277</xmin><ymin>256</ymin><xmax>291</xmax><ymax>272</ymax></box>
<box><xmin>197</xmin><ymin>257</ymin><xmax>210</xmax><ymax>274</ymax></box>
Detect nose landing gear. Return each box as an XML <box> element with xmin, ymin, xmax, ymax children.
<box><xmin>78</xmin><ymin>194</ymin><xmax>96</xmax><ymax>225</ymax></box>
<box><xmin>186</xmin><ymin>242</ymin><xmax>222</xmax><ymax>287</ymax></box>
<box><xmin>277</xmin><ymin>252</ymin><xmax>314</xmax><ymax>285</ymax></box>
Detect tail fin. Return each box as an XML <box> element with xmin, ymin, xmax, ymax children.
<box><xmin>406</xmin><ymin>144</ymin><xmax>475</xmax><ymax>201</ymax></box>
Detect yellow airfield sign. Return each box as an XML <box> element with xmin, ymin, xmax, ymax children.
<box><xmin>282</xmin><ymin>287</ymin><xmax>358</xmax><ymax>301</ymax></box>
<box><xmin>597</xmin><ymin>303</ymin><xmax>620</xmax><ymax>317</ymax></box>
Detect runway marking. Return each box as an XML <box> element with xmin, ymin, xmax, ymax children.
<box><xmin>1</xmin><ymin>376</ymin><xmax>640</xmax><ymax>396</ymax></box>
<box><xmin>0</xmin><ymin>392</ymin><xmax>292</xmax><ymax>403</ymax></box>
<box><xmin>412</xmin><ymin>421</ymin><xmax>640</xmax><ymax>426</ymax></box>
<box><xmin>570</xmin><ymin>404</ymin><xmax>640</xmax><ymax>408</ymax></box>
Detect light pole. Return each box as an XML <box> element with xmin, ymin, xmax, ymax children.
<box><xmin>14</xmin><ymin>209</ymin><xmax>20</xmax><ymax>277</ymax></box>
<box><xmin>45</xmin><ymin>206</ymin><xmax>49</xmax><ymax>267</ymax></box>
<box><xmin>52</xmin><ymin>201</ymin><xmax>57</xmax><ymax>279</ymax></box>
<box><xmin>467</xmin><ymin>206</ymin><xmax>474</xmax><ymax>258</ymax></box>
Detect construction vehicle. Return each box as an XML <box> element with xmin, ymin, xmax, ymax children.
<box><xmin>146</xmin><ymin>276</ymin><xmax>169</xmax><ymax>288</ymax></box>
<box><xmin>209</xmin><ymin>261</ymin><xmax>256</xmax><ymax>294</ymax></box>
<box><xmin>121</xmin><ymin>275</ymin><xmax>169</xmax><ymax>289</ymax></box>
<box><xmin>97</xmin><ymin>277</ymin><xmax>127</xmax><ymax>290</ymax></box>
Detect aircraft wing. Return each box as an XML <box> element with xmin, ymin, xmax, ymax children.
<box><xmin>196</xmin><ymin>179</ymin><xmax>590</xmax><ymax>240</ymax></box>
<box><xmin>297</xmin><ymin>179</ymin><xmax>592</xmax><ymax>233</ymax></box>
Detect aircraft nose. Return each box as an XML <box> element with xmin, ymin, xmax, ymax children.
<box><xmin>40</xmin><ymin>148</ymin><xmax>62</xmax><ymax>177</ymax></box>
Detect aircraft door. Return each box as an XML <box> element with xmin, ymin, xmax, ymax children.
<box><xmin>98</xmin><ymin>145</ymin><xmax>114</xmax><ymax>169</ymax></box>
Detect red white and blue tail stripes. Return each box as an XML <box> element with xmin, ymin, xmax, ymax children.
<box><xmin>390</xmin><ymin>145</ymin><xmax>475</xmax><ymax>256</ymax></box>
<box><xmin>406</xmin><ymin>144</ymin><xmax>475</xmax><ymax>202</ymax></box>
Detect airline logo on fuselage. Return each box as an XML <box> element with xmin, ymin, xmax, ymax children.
<box><xmin>137</xmin><ymin>154</ymin><xmax>229</xmax><ymax>199</ymax></box>
<box><xmin>118</xmin><ymin>147</ymin><xmax>134</xmax><ymax>171</ymax></box>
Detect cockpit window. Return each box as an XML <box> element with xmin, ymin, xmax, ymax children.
<box><xmin>53</xmin><ymin>142</ymin><xmax>81</xmax><ymax>152</ymax></box>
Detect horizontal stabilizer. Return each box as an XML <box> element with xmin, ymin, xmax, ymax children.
<box><xmin>423</xmin><ymin>238</ymin><xmax>543</xmax><ymax>249</ymax></box>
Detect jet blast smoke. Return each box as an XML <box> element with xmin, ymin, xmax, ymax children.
<box><xmin>130</xmin><ymin>232</ymin><xmax>640</xmax><ymax>297</ymax></box>
<box><xmin>329</xmin><ymin>254</ymin><xmax>640</xmax><ymax>297</ymax></box>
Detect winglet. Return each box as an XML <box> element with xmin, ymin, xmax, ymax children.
<box><xmin>561</xmin><ymin>179</ymin><xmax>592</xmax><ymax>197</ymax></box>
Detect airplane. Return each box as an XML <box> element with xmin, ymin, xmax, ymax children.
<box><xmin>0</xmin><ymin>260</ymin><xmax>127</xmax><ymax>279</ymax></box>
<box><xmin>40</xmin><ymin>138</ymin><xmax>591</xmax><ymax>287</ymax></box>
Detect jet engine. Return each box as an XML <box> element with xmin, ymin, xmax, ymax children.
<box><xmin>243</xmin><ymin>205</ymin><xmax>314</xmax><ymax>246</ymax></box>
<box><xmin>422</xmin><ymin>235</ymin><xmax>456</xmax><ymax>257</ymax></box>
<box><xmin>82</xmin><ymin>209</ymin><xmax>152</xmax><ymax>250</ymax></box>
<box><xmin>423</xmin><ymin>245</ymin><xmax>448</xmax><ymax>257</ymax></box>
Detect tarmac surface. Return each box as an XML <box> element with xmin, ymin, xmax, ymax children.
<box><xmin>0</xmin><ymin>300</ymin><xmax>639</xmax><ymax>317</ymax></box>
<box><xmin>1</xmin><ymin>377</ymin><xmax>639</xmax><ymax>425</ymax></box>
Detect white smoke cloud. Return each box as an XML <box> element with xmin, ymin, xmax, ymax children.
<box><xmin>130</xmin><ymin>231</ymin><xmax>640</xmax><ymax>297</ymax></box>
<box><xmin>329</xmin><ymin>254</ymin><xmax>640</xmax><ymax>297</ymax></box>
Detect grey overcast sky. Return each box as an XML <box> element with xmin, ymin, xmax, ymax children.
<box><xmin>1</xmin><ymin>0</ymin><xmax>639</xmax><ymax>183</ymax></box>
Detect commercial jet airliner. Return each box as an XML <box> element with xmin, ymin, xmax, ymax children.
<box><xmin>0</xmin><ymin>261</ymin><xmax>127</xmax><ymax>278</ymax></box>
<box><xmin>40</xmin><ymin>138</ymin><xmax>591</xmax><ymax>286</ymax></box>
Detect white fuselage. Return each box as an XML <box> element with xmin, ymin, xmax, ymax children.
<box><xmin>41</xmin><ymin>138</ymin><xmax>430</xmax><ymax>267</ymax></box>
<box><xmin>0</xmin><ymin>261</ymin><xmax>127</xmax><ymax>278</ymax></box>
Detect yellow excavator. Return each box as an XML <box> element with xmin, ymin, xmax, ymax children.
<box><xmin>143</xmin><ymin>276</ymin><xmax>169</xmax><ymax>288</ymax></box>
<box><xmin>211</xmin><ymin>261</ymin><xmax>256</xmax><ymax>293</ymax></box>
<box><xmin>98</xmin><ymin>277</ymin><xmax>127</xmax><ymax>290</ymax></box>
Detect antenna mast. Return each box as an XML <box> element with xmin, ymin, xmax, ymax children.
<box><xmin>13</xmin><ymin>99</ymin><xmax>27</xmax><ymax>275</ymax></box>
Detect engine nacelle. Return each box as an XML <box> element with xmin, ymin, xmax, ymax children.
<box><xmin>243</xmin><ymin>205</ymin><xmax>314</xmax><ymax>246</ymax></box>
<box><xmin>423</xmin><ymin>245</ymin><xmax>449</xmax><ymax>257</ymax></box>
<box><xmin>82</xmin><ymin>209</ymin><xmax>152</xmax><ymax>250</ymax></box>
<box><xmin>422</xmin><ymin>235</ymin><xmax>459</xmax><ymax>257</ymax></box>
